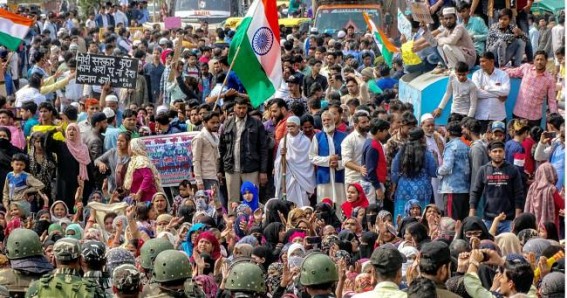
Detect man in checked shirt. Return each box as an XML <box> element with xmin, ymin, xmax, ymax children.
<box><xmin>506</xmin><ymin>50</ymin><xmax>557</xmax><ymax>128</ymax></box>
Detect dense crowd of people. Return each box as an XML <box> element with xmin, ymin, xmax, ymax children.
<box><xmin>0</xmin><ymin>0</ymin><xmax>564</xmax><ymax>297</ymax></box>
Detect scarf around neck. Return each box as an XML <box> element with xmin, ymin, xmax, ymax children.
<box><xmin>65</xmin><ymin>123</ymin><xmax>91</xmax><ymax>181</ymax></box>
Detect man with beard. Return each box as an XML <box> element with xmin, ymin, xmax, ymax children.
<box><xmin>421</xmin><ymin>114</ymin><xmax>445</xmax><ymax>212</ymax></box>
<box><xmin>341</xmin><ymin>111</ymin><xmax>371</xmax><ymax>197</ymax></box>
<box><xmin>83</xmin><ymin>112</ymin><xmax>108</xmax><ymax>162</ymax></box>
<box><xmin>426</xmin><ymin>7</ymin><xmax>476</xmax><ymax>75</ymax></box>
<box><xmin>309</xmin><ymin>111</ymin><xmax>347</xmax><ymax>214</ymax></box>
<box><xmin>274</xmin><ymin>116</ymin><xmax>316</xmax><ymax>207</ymax></box>
<box><xmin>506</xmin><ymin>50</ymin><xmax>557</xmax><ymax>128</ymax></box>
<box><xmin>270</xmin><ymin>98</ymin><xmax>290</xmax><ymax>146</ymax></box>
<box><xmin>192</xmin><ymin>111</ymin><xmax>222</xmax><ymax>199</ymax></box>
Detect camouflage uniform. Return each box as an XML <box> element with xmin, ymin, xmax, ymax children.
<box><xmin>25</xmin><ymin>238</ymin><xmax>108</xmax><ymax>298</ymax></box>
<box><xmin>145</xmin><ymin>250</ymin><xmax>205</xmax><ymax>298</ymax></box>
<box><xmin>0</xmin><ymin>229</ymin><xmax>53</xmax><ymax>298</ymax></box>
<box><xmin>112</xmin><ymin>264</ymin><xmax>141</xmax><ymax>296</ymax></box>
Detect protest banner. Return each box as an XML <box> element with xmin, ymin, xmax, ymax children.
<box><xmin>140</xmin><ymin>132</ymin><xmax>199</xmax><ymax>187</ymax></box>
<box><xmin>398</xmin><ymin>8</ymin><xmax>413</xmax><ymax>40</ymax></box>
<box><xmin>410</xmin><ymin>2</ymin><xmax>434</xmax><ymax>24</ymax></box>
<box><xmin>75</xmin><ymin>53</ymin><xmax>139</xmax><ymax>89</ymax></box>
<box><xmin>164</xmin><ymin>16</ymin><xmax>182</xmax><ymax>29</ymax></box>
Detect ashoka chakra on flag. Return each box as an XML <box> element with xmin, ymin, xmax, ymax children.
<box><xmin>252</xmin><ymin>27</ymin><xmax>274</xmax><ymax>56</ymax></box>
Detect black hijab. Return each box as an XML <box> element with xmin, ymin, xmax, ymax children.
<box><xmin>263</xmin><ymin>222</ymin><xmax>284</xmax><ymax>247</ymax></box>
<box><xmin>315</xmin><ymin>203</ymin><xmax>341</xmax><ymax>229</ymax></box>
<box><xmin>458</xmin><ymin>216</ymin><xmax>493</xmax><ymax>242</ymax></box>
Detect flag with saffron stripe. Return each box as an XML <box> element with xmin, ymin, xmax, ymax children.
<box><xmin>362</xmin><ymin>12</ymin><xmax>398</xmax><ymax>67</ymax></box>
<box><xmin>228</xmin><ymin>0</ymin><xmax>282</xmax><ymax>107</ymax></box>
<box><xmin>0</xmin><ymin>9</ymin><xmax>33</xmax><ymax>51</ymax></box>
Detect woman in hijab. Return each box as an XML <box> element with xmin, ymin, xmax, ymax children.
<box><xmin>151</xmin><ymin>192</ymin><xmax>170</xmax><ymax>216</ymax></box>
<box><xmin>264</xmin><ymin>222</ymin><xmax>285</xmax><ymax>256</ymax></box>
<box><xmin>457</xmin><ymin>216</ymin><xmax>493</xmax><ymax>243</ymax></box>
<box><xmin>29</xmin><ymin>132</ymin><xmax>56</xmax><ymax>201</ymax></box>
<box><xmin>404</xmin><ymin>199</ymin><xmax>422</xmax><ymax>219</ymax></box>
<box><xmin>194</xmin><ymin>231</ymin><xmax>221</xmax><ymax>261</ymax></box>
<box><xmin>194</xmin><ymin>274</ymin><xmax>218</xmax><ymax>298</ymax></box>
<box><xmin>495</xmin><ymin>232</ymin><xmax>522</xmax><ymax>257</ymax></box>
<box><xmin>315</xmin><ymin>202</ymin><xmax>341</xmax><ymax>230</ymax></box>
<box><xmin>182</xmin><ymin>223</ymin><xmax>206</xmax><ymax>258</ymax></box>
<box><xmin>341</xmin><ymin>183</ymin><xmax>369</xmax><ymax>220</ymax></box>
<box><xmin>123</xmin><ymin>138</ymin><xmax>161</xmax><ymax>202</ymax></box>
<box><xmin>232</xmin><ymin>243</ymin><xmax>254</xmax><ymax>258</ymax></box>
<box><xmin>263</xmin><ymin>198</ymin><xmax>291</xmax><ymax>228</ymax></box>
<box><xmin>525</xmin><ymin>162</ymin><xmax>564</xmax><ymax>229</ymax></box>
<box><xmin>359</xmin><ymin>231</ymin><xmax>378</xmax><ymax>259</ymax></box>
<box><xmin>46</xmin><ymin>123</ymin><xmax>94</xmax><ymax>207</ymax></box>
<box><xmin>65</xmin><ymin>223</ymin><xmax>84</xmax><ymax>240</ymax></box>
<box><xmin>240</xmin><ymin>181</ymin><xmax>260</xmax><ymax>212</ymax></box>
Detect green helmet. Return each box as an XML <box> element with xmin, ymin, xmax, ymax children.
<box><xmin>299</xmin><ymin>253</ymin><xmax>338</xmax><ymax>286</ymax></box>
<box><xmin>225</xmin><ymin>262</ymin><xmax>266</xmax><ymax>294</ymax></box>
<box><xmin>152</xmin><ymin>250</ymin><xmax>192</xmax><ymax>283</ymax></box>
<box><xmin>140</xmin><ymin>238</ymin><xmax>174</xmax><ymax>269</ymax></box>
<box><xmin>6</xmin><ymin>228</ymin><xmax>43</xmax><ymax>260</ymax></box>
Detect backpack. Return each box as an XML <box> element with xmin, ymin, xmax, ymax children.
<box><xmin>35</xmin><ymin>274</ymin><xmax>99</xmax><ymax>298</ymax></box>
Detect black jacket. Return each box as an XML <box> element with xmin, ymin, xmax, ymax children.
<box><xmin>219</xmin><ymin>116</ymin><xmax>268</xmax><ymax>174</ymax></box>
<box><xmin>470</xmin><ymin>161</ymin><xmax>525</xmax><ymax>220</ymax></box>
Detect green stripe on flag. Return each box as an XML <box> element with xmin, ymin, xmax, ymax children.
<box><xmin>374</xmin><ymin>32</ymin><xmax>393</xmax><ymax>67</ymax></box>
<box><xmin>229</xmin><ymin>17</ymin><xmax>276</xmax><ymax>108</ymax></box>
<box><xmin>0</xmin><ymin>31</ymin><xmax>22</xmax><ymax>51</ymax></box>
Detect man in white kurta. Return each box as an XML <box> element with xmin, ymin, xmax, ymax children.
<box><xmin>309</xmin><ymin>111</ymin><xmax>347</xmax><ymax>216</ymax></box>
<box><xmin>274</xmin><ymin>116</ymin><xmax>316</xmax><ymax>207</ymax></box>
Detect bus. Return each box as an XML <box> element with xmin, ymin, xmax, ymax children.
<box><xmin>172</xmin><ymin>0</ymin><xmax>237</xmax><ymax>24</ymax></box>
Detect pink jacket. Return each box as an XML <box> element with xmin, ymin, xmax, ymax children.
<box><xmin>129</xmin><ymin>167</ymin><xmax>157</xmax><ymax>202</ymax></box>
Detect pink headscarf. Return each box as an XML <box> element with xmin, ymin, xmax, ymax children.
<box><xmin>65</xmin><ymin>123</ymin><xmax>90</xmax><ymax>181</ymax></box>
<box><xmin>525</xmin><ymin>162</ymin><xmax>557</xmax><ymax>226</ymax></box>
<box><xmin>194</xmin><ymin>275</ymin><xmax>218</xmax><ymax>298</ymax></box>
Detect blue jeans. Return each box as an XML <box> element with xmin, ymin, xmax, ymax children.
<box><xmin>483</xmin><ymin>219</ymin><xmax>512</xmax><ymax>235</ymax></box>
<box><xmin>488</xmin><ymin>38</ymin><xmax>526</xmax><ymax>67</ymax></box>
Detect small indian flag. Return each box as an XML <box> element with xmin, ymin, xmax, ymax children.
<box><xmin>228</xmin><ymin>0</ymin><xmax>282</xmax><ymax>108</ymax></box>
<box><xmin>0</xmin><ymin>9</ymin><xmax>33</xmax><ymax>51</ymax></box>
<box><xmin>362</xmin><ymin>12</ymin><xmax>398</xmax><ymax>67</ymax></box>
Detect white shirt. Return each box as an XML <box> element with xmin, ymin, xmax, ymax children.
<box><xmin>551</xmin><ymin>24</ymin><xmax>564</xmax><ymax>54</ymax></box>
<box><xmin>86</xmin><ymin>19</ymin><xmax>96</xmax><ymax>29</ymax></box>
<box><xmin>341</xmin><ymin>129</ymin><xmax>370</xmax><ymax>183</ymax></box>
<box><xmin>114</xmin><ymin>10</ymin><xmax>129</xmax><ymax>27</ymax></box>
<box><xmin>15</xmin><ymin>86</ymin><xmax>46</xmax><ymax>108</ymax></box>
<box><xmin>471</xmin><ymin>68</ymin><xmax>510</xmax><ymax>121</ymax></box>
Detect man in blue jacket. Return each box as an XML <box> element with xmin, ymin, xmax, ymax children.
<box><xmin>469</xmin><ymin>141</ymin><xmax>525</xmax><ymax>234</ymax></box>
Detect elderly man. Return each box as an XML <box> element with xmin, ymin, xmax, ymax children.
<box><xmin>426</xmin><ymin>7</ymin><xmax>476</xmax><ymax>75</ymax></box>
<box><xmin>274</xmin><ymin>116</ymin><xmax>316</xmax><ymax>207</ymax></box>
<box><xmin>309</xmin><ymin>111</ymin><xmax>347</xmax><ymax>212</ymax></box>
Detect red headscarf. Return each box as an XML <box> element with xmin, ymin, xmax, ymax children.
<box><xmin>196</xmin><ymin>231</ymin><xmax>221</xmax><ymax>260</ymax></box>
<box><xmin>341</xmin><ymin>183</ymin><xmax>369</xmax><ymax>219</ymax></box>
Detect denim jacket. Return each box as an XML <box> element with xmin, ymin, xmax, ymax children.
<box><xmin>437</xmin><ymin>138</ymin><xmax>471</xmax><ymax>194</ymax></box>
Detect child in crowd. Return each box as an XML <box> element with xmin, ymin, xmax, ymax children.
<box><xmin>2</xmin><ymin>153</ymin><xmax>44</xmax><ymax>211</ymax></box>
<box><xmin>433</xmin><ymin>62</ymin><xmax>478</xmax><ymax>121</ymax></box>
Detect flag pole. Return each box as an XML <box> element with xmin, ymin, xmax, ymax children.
<box><xmin>213</xmin><ymin>45</ymin><xmax>242</xmax><ymax>111</ymax></box>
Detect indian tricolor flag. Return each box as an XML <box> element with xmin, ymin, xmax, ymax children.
<box><xmin>0</xmin><ymin>9</ymin><xmax>33</xmax><ymax>51</ymax></box>
<box><xmin>228</xmin><ymin>0</ymin><xmax>282</xmax><ymax>107</ymax></box>
<box><xmin>362</xmin><ymin>12</ymin><xmax>398</xmax><ymax>67</ymax></box>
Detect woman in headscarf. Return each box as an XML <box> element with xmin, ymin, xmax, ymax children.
<box><xmin>50</xmin><ymin>200</ymin><xmax>71</xmax><ymax>223</ymax></box>
<box><xmin>341</xmin><ymin>183</ymin><xmax>369</xmax><ymax>220</ymax></box>
<box><xmin>457</xmin><ymin>216</ymin><xmax>493</xmax><ymax>243</ymax></box>
<box><xmin>194</xmin><ymin>274</ymin><xmax>218</xmax><ymax>298</ymax></box>
<box><xmin>391</xmin><ymin>128</ymin><xmax>438</xmax><ymax>220</ymax></box>
<box><xmin>263</xmin><ymin>222</ymin><xmax>285</xmax><ymax>257</ymax></box>
<box><xmin>94</xmin><ymin>131</ymin><xmax>131</xmax><ymax>194</ymax></box>
<box><xmin>262</xmin><ymin>198</ymin><xmax>291</xmax><ymax>228</ymax></box>
<box><xmin>404</xmin><ymin>199</ymin><xmax>422</xmax><ymax>219</ymax></box>
<box><xmin>46</xmin><ymin>123</ymin><xmax>94</xmax><ymax>207</ymax></box>
<box><xmin>315</xmin><ymin>202</ymin><xmax>341</xmax><ymax>230</ymax></box>
<box><xmin>525</xmin><ymin>162</ymin><xmax>564</xmax><ymax>229</ymax></box>
<box><xmin>182</xmin><ymin>223</ymin><xmax>206</xmax><ymax>258</ymax></box>
<box><xmin>65</xmin><ymin>223</ymin><xmax>84</xmax><ymax>240</ymax></box>
<box><xmin>286</xmin><ymin>208</ymin><xmax>307</xmax><ymax>229</ymax></box>
<box><xmin>359</xmin><ymin>231</ymin><xmax>378</xmax><ymax>259</ymax></box>
<box><xmin>151</xmin><ymin>192</ymin><xmax>170</xmax><ymax>216</ymax></box>
<box><xmin>193</xmin><ymin>231</ymin><xmax>221</xmax><ymax>261</ymax></box>
<box><xmin>123</xmin><ymin>138</ymin><xmax>161</xmax><ymax>202</ymax></box>
<box><xmin>29</xmin><ymin>132</ymin><xmax>56</xmax><ymax>201</ymax></box>
<box><xmin>232</xmin><ymin>243</ymin><xmax>254</xmax><ymax>258</ymax></box>
<box><xmin>240</xmin><ymin>181</ymin><xmax>260</xmax><ymax>212</ymax></box>
<box><xmin>494</xmin><ymin>232</ymin><xmax>522</xmax><ymax>257</ymax></box>
<box><xmin>522</xmin><ymin>238</ymin><xmax>551</xmax><ymax>259</ymax></box>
